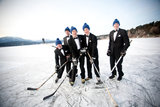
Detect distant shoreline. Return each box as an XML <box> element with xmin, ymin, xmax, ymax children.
<box><xmin>1</xmin><ymin>37</ymin><xmax>160</xmax><ymax>48</ymax></box>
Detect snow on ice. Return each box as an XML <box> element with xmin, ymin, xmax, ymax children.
<box><xmin>0</xmin><ymin>38</ymin><xmax>160</xmax><ymax>107</ymax></box>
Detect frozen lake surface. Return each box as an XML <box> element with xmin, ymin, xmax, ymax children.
<box><xmin>0</xmin><ymin>38</ymin><xmax>160</xmax><ymax>107</ymax></box>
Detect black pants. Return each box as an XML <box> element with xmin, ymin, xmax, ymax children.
<box><xmin>79</xmin><ymin>54</ymin><xmax>86</xmax><ymax>79</ymax></box>
<box><xmin>110</xmin><ymin>52</ymin><xmax>124</xmax><ymax>76</ymax></box>
<box><xmin>71</xmin><ymin>64</ymin><xmax>78</xmax><ymax>82</ymax></box>
<box><xmin>66</xmin><ymin>61</ymin><xmax>72</xmax><ymax>78</ymax></box>
<box><xmin>71</xmin><ymin>54</ymin><xmax>86</xmax><ymax>82</ymax></box>
<box><xmin>85</xmin><ymin>54</ymin><xmax>100</xmax><ymax>78</ymax></box>
<box><xmin>57</xmin><ymin>60</ymin><xmax>66</xmax><ymax>78</ymax></box>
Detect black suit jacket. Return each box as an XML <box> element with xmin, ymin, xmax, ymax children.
<box><xmin>68</xmin><ymin>35</ymin><xmax>84</xmax><ymax>59</ymax></box>
<box><xmin>83</xmin><ymin>33</ymin><xmax>98</xmax><ymax>57</ymax></box>
<box><xmin>63</xmin><ymin>35</ymin><xmax>70</xmax><ymax>46</ymax></box>
<box><xmin>54</xmin><ymin>45</ymin><xmax>68</xmax><ymax>66</ymax></box>
<box><xmin>63</xmin><ymin>35</ymin><xmax>71</xmax><ymax>56</ymax></box>
<box><xmin>108</xmin><ymin>28</ymin><xmax>130</xmax><ymax>56</ymax></box>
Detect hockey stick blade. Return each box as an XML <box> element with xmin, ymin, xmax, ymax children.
<box><xmin>43</xmin><ymin>92</ymin><xmax>56</xmax><ymax>100</ymax></box>
<box><xmin>27</xmin><ymin>87</ymin><xmax>38</xmax><ymax>90</ymax></box>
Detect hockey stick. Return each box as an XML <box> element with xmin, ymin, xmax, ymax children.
<box><xmin>43</xmin><ymin>67</ymin><xmax>73</xmax><ymax>100</ymax></box>
<box><xmin>87</xmin><ymin>51</ymin><xmax>100</xmax><ymax>76</ymax></box>
<box><xmin>27</xmin><ymin>61</ymin><xmax>68</xmax><ymax>91</ymax></box>
<box><xmin>87</xmin><ymin>51</ymin><xmax>118</xmax><ymax>107</ymax></box>
<box><xmin>105</xmin><ymin>40</ymin><xmax>132</xmax><ymax>107</ymax></box>
<box><xmin>110</xmin><ymin>40</ymin><xmax>132</xmax><ymax>73</ymax></box>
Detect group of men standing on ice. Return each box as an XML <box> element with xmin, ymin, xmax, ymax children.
<box><xmin>54</xmin><ymin>19</ymin><xmax>130</xmax><ymax>86</ymax></box>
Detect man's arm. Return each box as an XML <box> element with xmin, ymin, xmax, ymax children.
<box><xmin>108</xmin><ymin>32</ymin><xmax>112</xmax><ymax>51</ymax></box>
<box><xmin>91</xmin><ymin>35</ymin><xmax>97</xmax><ymax>57</ymax></box>
<box><xmin>63</xmin><ymin>37</ymin><xmax>67</xmax><ymax>45</ymax></box>
<box><xmin>122</xmin><ymin>30</ymin><xmax>130</xmax><ymax>51</ymax></box>
<box><xmin>68</xmin><ymin>39</ymin><xmax>76</xmax><ymax>58</ymax></box>
<box><xmin>55</xmin><ymin>50</ymin><xmax>59</xmax><ymax>66</ymax></box>
<box><xmin>106</xmin><ymin>33</ymin><xmax>112</xmax><ymax>56</ymax></box>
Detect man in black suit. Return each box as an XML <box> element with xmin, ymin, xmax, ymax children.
<box><xmin>107</xmin><ymin>19</ymin><xmax>130</xmax><ymax>81</ymax></box>
<box><xmin>82</xmin><ymin>23</ymin><xmax>102</xmax><ymax>84</ymax></box>
<box><xmin>63</xmin><ymin>27</ymin><xmax>72</xmax><ymax>78</ymax></box>
<box><xmin>54</xmin><ymin>38</ymin><xmax>70</xmax><ymax>83</ymax></box>
<box><xmin>63</xmin><ymin>27</ymin><xmax>71</xmax><ymax>46</ymax></box>
<box><xmin>68</xmin><ymin>26</ymin><xmax>85</xmax><ymax>86</ymax></box>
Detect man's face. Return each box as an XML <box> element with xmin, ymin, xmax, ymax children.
<box><xmin>114</xmin><ymin>23</ymin><xmax>119</xmax><ymax>30</ymax></box>
<box><xmin>72</xmin><ymin>30</ymin><xmax>77</xmax><ymax>38</ymax></box>
<box><xmin>57</xmin><ymin>44</ymin><xmax>62</xmax><ymax>49</ymax></box>
<box><xmin>84</xmin><ymin>28</ymin><xmax>90</xmax><ymax>35</ymax></box>
<box><xmin>65</xmin><ymin>31</ymin><xmax>70</xmax><ymax>36</ymax></box>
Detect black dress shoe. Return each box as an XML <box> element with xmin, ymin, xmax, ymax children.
<box><xmin>121</xmin><ymin>72</ymin><xmax>124</xmax><ymax>76</ymax></box>
<box><xmin>117</xmin><ymin>76</ymin><xmax>122</xmax><ymax>81</ymax></box>
<box><xmin>70</xmin><ymin>82</ymin><xmax>74</xmax><ymax>86</ymax></box>
<box><xmin>55</xmin><ymin>78</ymin><xmax>59</xmax><ymax>83</ymax></box>
<box><xmin>69</xmin><ymin>78</ymin><xmax>72</xmax><ymax>82</ymax></box>
<box><xmin>109</xmin><ymin>75</ymin><xmax>115</xmax><ymax>79</ymax></box>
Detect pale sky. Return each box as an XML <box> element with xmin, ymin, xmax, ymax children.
<box><xmin>0</xmin><ymin>0</ymin><xmax>160</xmax><ymax>40</ymax></box>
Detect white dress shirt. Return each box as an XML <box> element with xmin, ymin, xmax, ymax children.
<box><xmin>61</xmin><ymin>49</ymin><xmax>65</xmax><ymax>56</ymax></box>
<box><xmin>74</xmin><ymin>37</ymin><xmax>80</xmax><ymax>50</ymax></box>
<box><xmin>86</xmin><ymin>36</ymin><xmax>89</xmax><ymax>46</ymax></box>
<box><xmin>66</xmin><ymin>35</ymin><xmax>70</xmax><ymax>43</ymax></box>
<box><xmin>113</xmin><ymin>31</ymin><xmax>118</xmax><ymax>41</ymax></box>
<box><xmin>86</xmin><ymin>33</ymin><xmax>90</xmax><ymax>46</ymax></box>
<box><xmin>113</xmin><ymin>29</ymin><xmax>119</xmax><ymax>41</ymax></box>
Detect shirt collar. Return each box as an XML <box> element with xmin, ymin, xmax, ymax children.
<box><xmin>114</xmin><ymin>28</ymin><xmax>119</xmax><ymax>32</ymax></box>
<box><xmin>86</xmin><ymin>33</ymin><xmax>90</xmax><ymax>37</ymax></box>
<box><xmin>66</xmin><ymin>35</ymin><xmax>70</xmax><ymax>37</ymax></box>
<box><xmin>73</xmin><ymin>36</ymin><xmax>78</xmax><ymax>39</ymax></box>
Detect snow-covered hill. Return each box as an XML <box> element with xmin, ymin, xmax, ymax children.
<box><xmin>0</xmin><ymin>38</ymin><xmax>160</xmax><ymax>107</ymax></box>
